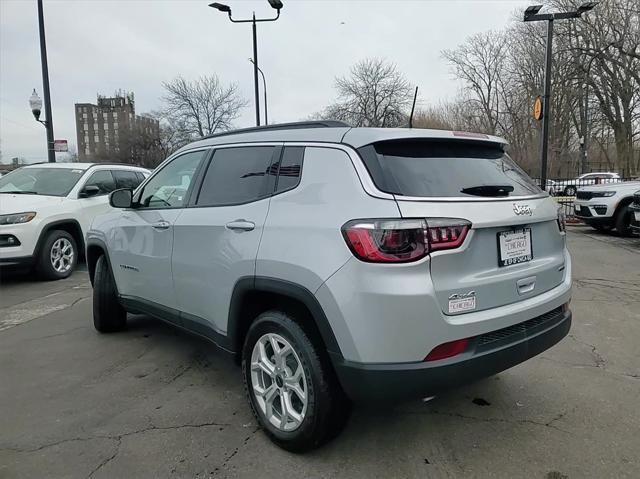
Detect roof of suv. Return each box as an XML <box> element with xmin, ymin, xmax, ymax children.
<box><xmin>22</xmin><ymin>162</ymin><xmax>148</xmax><ymax>171</ymax></box>
<box><xmin>180</xmin><ymin>121</ymin><xmax>508</xmax><ymax>154</ymax></box>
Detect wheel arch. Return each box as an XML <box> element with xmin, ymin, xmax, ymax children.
<box><xmin>86</xmin><ymin>238</ymin><xmax>113</xmax><ymax>287</ymax></box>
<box><xmin>35</xmin><ymin>219</ymin><xmax>85</xmax><ymax>260</ymax></box>
<box><xmin>613</xmin><ymin>195</ymin><xmax>634</xmax><ymax>217</ymax></box>
<box><xmin>228</xmin><ymin>277</ymin><xmax>343</xmax><ymax>362</ymax></box>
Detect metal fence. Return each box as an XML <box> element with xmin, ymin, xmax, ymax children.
<box><xmin>533</xmin><ymin>176</ymin><xmax>637</xmax><ymax>221</ymax></box>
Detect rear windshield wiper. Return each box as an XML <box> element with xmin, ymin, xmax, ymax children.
<box><xmin>0</xmin><ymin>190</ymin><xmax>37</xmax><ymax>195</ymax></box>
<box><xmin>461</xmin><ymin>185</ymin><xmax>515</xmax><ymax>197</ymax></box>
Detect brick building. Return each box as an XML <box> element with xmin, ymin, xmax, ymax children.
<box><xmin>74</xmin><ymin>91</ymin><xmax>159</xmax><ymax>162</ymax></box>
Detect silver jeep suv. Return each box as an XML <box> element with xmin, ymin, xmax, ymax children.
<box><xmin>87</xmin><ymin>121</ymin><xmax>572</xmax><ymax>451</ymax></box>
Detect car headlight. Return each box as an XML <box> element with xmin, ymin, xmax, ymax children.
<box><xmin>0</xmin><ymin>212</ymin><xmax>37</xmax><ymax>225</ymax></box>
<box><xmin>595</xmin><ymin>191</ymin><xmax>616</xmax><ymax>197</ymax></box>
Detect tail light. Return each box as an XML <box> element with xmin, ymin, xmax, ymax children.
<box><xmin>341</xmin><ymin>218</ymin><xmax>471</xmax><ymax>263</ymax></box>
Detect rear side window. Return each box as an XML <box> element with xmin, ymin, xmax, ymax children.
<box><xmin>358</xmin><ymin>140</ymin><xmax>541</xmax><ymax>198</ymax></box>
<box><xmin>275</xmin><ymin>147</ymin><xmax>304</xmax><ymax>193</ymax></box>
<box><xmin>113</xmin><ymin>170</ymin><xmax>142</xmax><ymax>189</ymax></box>
<box><xmin>196</xmin><ymin>147</ymin><xmax>276</xmax><ymax>206</ymax></box>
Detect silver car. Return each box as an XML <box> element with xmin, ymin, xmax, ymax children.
<box><xmin>87</xmin><ymin>121</ymin><xmax>572</xmax><ymax>451</ymax></box>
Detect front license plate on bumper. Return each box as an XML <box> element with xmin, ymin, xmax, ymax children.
<box><xmin>498</xmin><ymin>228</ymin><xmax>532</xmax><ymax>267</ymax></box>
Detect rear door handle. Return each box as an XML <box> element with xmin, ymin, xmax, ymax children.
<box><xmin>225</xmin><ymin>219</ymin><xmax>255</xmax><ymax>231</ymax></box>
<box><xmin>152</xmin><ymin>220</ymin><xmax>171</xmax><ymax>230</ymax></box>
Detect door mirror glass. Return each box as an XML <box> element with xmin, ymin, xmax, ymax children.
<box><xmin>79</xmin><ymin>185</ymin><xmax>101</xmax><ymax>198</ymax></box>
<box><xmin>109</xmin><ymin>188</ymin><xmax>133</xmax><ymax>208</ymax></box>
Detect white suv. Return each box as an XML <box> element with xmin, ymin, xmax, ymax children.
<box><xmin>0</xmin><ymin>162</ymin><xmax>149</xmax><ymax>279</ymax></box>
<box><xmin>574</xmin><ymin>180</ymin><xmax>640</xmax><ymax>236</ymax></box>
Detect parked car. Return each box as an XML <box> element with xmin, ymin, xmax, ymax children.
<box><xmin>573</xmin><ymin>180</ymin><xmax>640</xmax><ymax>236</ymax></box>
<box><xmin>629</xmin><ymin>190</ymin><xmax>640</xmax><ymax>235</ymax></box>
<box><xmin>87</xmin><ymin>121</ymin><xmax>572</xmax><ymax>451</ymax></box>
<box><xmin>555</xmin><ymin>172</ymin><xmax>621</xmax><ymax>197</ymax></box>
<box><xmin>0</xmin><ymin>162</ymin><xmax>149</xmax><ymax>279</ymax></box>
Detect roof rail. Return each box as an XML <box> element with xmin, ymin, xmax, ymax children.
<box><xmin>202</xmin><ymin>120</ymin><xmax>350</xmax><ymax>140</ymax></box>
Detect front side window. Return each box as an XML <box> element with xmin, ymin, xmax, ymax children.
<box><xmin>196</xmin><ymin>147</ymin><xmax>276</xmax><ymax>206</ymax></box>
<box><xmin>84</xmin><ymin>170</ymin><xmax>116</xmax><ymax>195</ymax></box>
<box><xmin>138</xmin><ymin>150</ymin><xmax>206</xmax><ymax>209</ymax></box>
<box><xmin>0</xmin><ymin>168</ymin><xmax>85</xmax><ymax>197</ymax></box>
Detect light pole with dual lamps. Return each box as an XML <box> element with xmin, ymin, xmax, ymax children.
<box><xmin>209</xmin><ymin>0</ymin><xmax>283</xmax><ymax>127</ymax></box>
<box><xmin>524</xmin><ymin>2</ymin><xmax>597</xmax><ymax>187</ymax></box>
<box><xmin>249</xmin><ymin>58</ymin><xmax>268</xmax><ymax>125</ymax></box>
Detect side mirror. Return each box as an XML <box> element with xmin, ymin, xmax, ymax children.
<box><xmin>109</xmin><ymin>188</ymin><xmax>133</xmax><ymax>208</ymax></box>
<box><xmin>79</xmin><ymin>185</ymin><xmax>100</xmax><ymax>198</ymax></box>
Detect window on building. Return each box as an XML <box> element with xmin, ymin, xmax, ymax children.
<box><xmin>196</xmin><ymin>147</ymin><xmax>276</xmax><ymax>206</ymax></box>
<box><xmin>82</xmin><ymin>113</ymin><xmax>87</xmax><ymax>119</ymax></box>
<box><xmin>104</xmin><ymin>123</ymin><xmax>109</xmax><ymax>130</ymax></box>
<box><xmin>93</xmin><ymin>123</ymin><xmax>98</xmax><ymax>130</ymax></box>
<box><xmin>103</xmin><ymin>113</ymin><xmax>108</xmax><ymax>119</ymax></box>
<box><xmin>113</xmin><ymin>112</ymin><xmax>117</xmax><ymax>118</ymax></box>
<box><xmin>84</xmin><ymin>135</ymin><xmax>89</xmax><ymax>144</ymax></box>
<box><xmin>85</xmin><ymin>147</ymin><xmax>91</xmax><ymax>155</ymax></box>
<box><xmin>83</xmin><ymin>123</ymin><xmax>88</xmax><ymax>131</ymax></box>
<box><xmin>94</xmin><ymin>135</ymin><xmax>99</xmax><ymax>142</ymax></box>
<box><xmin>83</xmin><ymin>170</ymin><xmax>116</xmax><ymax>195</ymax></box>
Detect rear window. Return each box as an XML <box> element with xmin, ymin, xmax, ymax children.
<box><xmin>358</xmin><ymin>140</ymin><xmax>541</xmax><ymax>198</ymax></box>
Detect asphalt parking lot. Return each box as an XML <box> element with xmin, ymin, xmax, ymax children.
<box><xmin>0</xmin><ymin>228</ymin><xmax>638</xmax><ymax>479</ymax></box>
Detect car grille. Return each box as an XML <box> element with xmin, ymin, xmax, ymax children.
<box><xmin>576</xmin><ymin>206</ymin><xmax>593</xmax><ymax>217</ymax></box>
<box><xmin>576</xmin><ymin>191</ymin><xmax>593</xmax><ymax>200</ymax></box>
<box><xmin>476</xmin><ymin>306</ymin><xmax>565</xmax><ymax>350</ymax></box>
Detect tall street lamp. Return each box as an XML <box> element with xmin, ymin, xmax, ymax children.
<box><xmin>524</xmin><ymin>2</ymin><xmax>597</xmax><ymax>186</ymax></box>
<box><xmin>249</xmin><ymin>58</ymin><xmax>268</xmax><ymax>125</ymax></box>
<box><xmin>33</xmin><ymin>0</ymin><xmax>55</xmax><ymax>163</ymax></box>
<box><xmin>210</xmin><ymin>0</ymin><xmax>283</xmax><ymax>127</ymax></box>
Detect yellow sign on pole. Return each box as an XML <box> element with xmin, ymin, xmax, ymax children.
<box><xmin>533</xmin><ymin>96</ymin><xmax>543</xmax><ymax>121</ymax></box>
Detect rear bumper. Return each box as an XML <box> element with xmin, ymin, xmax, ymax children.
<box><xmin>332</xmin><ymin>307</ymin><xmax>571</xmax><ymax>403</ymax></box>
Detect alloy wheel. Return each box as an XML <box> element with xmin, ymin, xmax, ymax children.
<box><xmin>50</xmin><ymin>238</ymin><xmax>74</xmax><ymax>274</ymax></box>
<box><xmin>250</xmin><ymin>333</ymin><xmax>308</xmax><ymax>432</ymax></box>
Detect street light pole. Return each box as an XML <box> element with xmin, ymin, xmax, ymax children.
<box><xmin>524</xmin><ymin>2</ymin><xmax>597</xmax><ymax>187</ymax></box>
<box><xmin>249</xmin><ymin>58</ymin><xmax>268</xmax><ymax>124</ymax></box>
<box><xmin>252</xmin><ymin>13</ymin><xmax>260</xmax><ymax>126</ymax></box>
<box><xmin>209</xmin><ymin>1</ymin><xmax>283</xmax><ymax>127</ymax></box>
<box><xmin>37</xmin><ymin>0</ymin><xmax>55</xmax><ymax>163</ymax></box>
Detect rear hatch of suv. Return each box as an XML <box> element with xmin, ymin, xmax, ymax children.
<box><xmin>357</xmin><ymin>138</ymin><xmax>566</xmax><ymax>314</ymax></box>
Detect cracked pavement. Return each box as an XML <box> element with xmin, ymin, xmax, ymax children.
<box><xmin>0</xmin><ymin>228</ymin><xmax>638</xmax><ymax>478</ymax></box>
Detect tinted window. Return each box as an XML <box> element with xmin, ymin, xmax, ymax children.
<box><xmin>358</xmin><ymin>141</ymin><xmax>541</xmax><ymax>197</ymax></box>
<box><xmin>275</xmin><ymin>147</ymin><xmax>304</xmax><ymax>193</ymax></box>
<box><xmin>113</xmin><ymin>170</ymin><xmax>142</xmax><ymax>189</ymax></box>
<box><xmin>138</xmin><ymin>151</ymin><xmax>205</xmax><ymax>208</ymax></box>
<box><xmin>84</xmin><ymin>170</ymin><xmax>116</xmax><ymax>195</ymax></box>
<box><xmin>197</xmin><ymin>147</ymin><xmax>275</xmax><ymax>206</ymax></box>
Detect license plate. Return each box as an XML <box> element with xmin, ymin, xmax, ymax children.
<box><xmin>448</xmin><ymin>296</ymin><xmax>476</xmax><ymax>314</ymax></box>
<box><xmin>498</xmin><ymin>228</ymin><xmax>532</xmax><ymax>267</ymax></box>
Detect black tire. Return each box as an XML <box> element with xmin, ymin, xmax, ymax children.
<box><xmin>614</xmin><ymin>204</ymin><xmax>633</xmax><ymax>237</ymax></box>
<box><xmin>242</xmin><ymin>311</ymin><xmax>350</xmax><ymax>452</ymax></box>
<box><xmin>564</xmin><ymin>186</ymin><xmax>576</xmax><ymax>197</ymax></box>
<box><xmin>37</xmin><ymin>229</ymin><xmax>77</xmax><ymax>280</ymax></box>
<box><xmin>93</xmin><ymin>255</ymin><xmax>127</xmax><ymax>333</ymax></box>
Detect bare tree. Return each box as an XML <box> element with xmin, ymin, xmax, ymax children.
<box><xmin>162</xmin><ymin>75</ymin><xmax>248</xmax><ymax>139</ymax></box>
<box><xmin>442</xmin><ymin>31</ymin><xmax>508</xmax><ymax>135</ymax></box>
<box><xmin>319</xmin><ymin>58</ymin><xmax>413</xmax><ymax>127</ymax></box>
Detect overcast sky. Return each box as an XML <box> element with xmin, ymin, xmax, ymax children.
<box><xmin>0</xmin><ymin>0</ymin><xmax>529</xmax><ymax>163</ymax></box>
